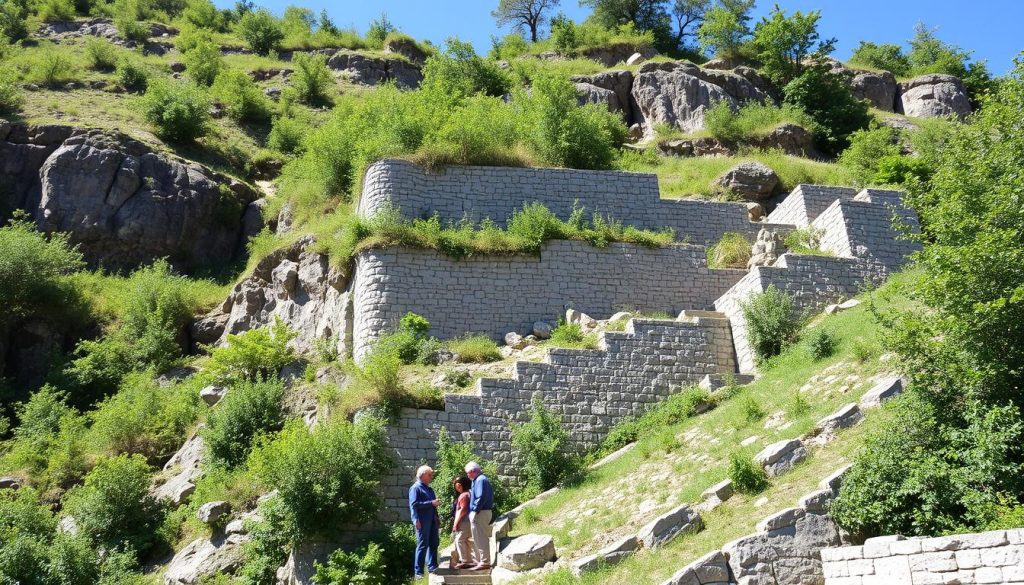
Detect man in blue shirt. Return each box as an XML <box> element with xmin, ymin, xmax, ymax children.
<box><xmin>464</xmin><ymin>461</ymin><xmax>494</xmax><ymax>571</ymax></box>
<box><xmin>409</xmin><ymin>465</ymin><xmax>440</xmax><ymax>578</ymax></box>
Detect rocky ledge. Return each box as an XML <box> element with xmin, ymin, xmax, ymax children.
<box><xmin>0</xmin><ymin>122</ymin><xmax>263</xmax><ymax>272</ymax></box>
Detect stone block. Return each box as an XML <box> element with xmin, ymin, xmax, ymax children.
<box><xmin>497</xmin><ymin>534</ymin><xmax>556</xmax><ymax>572</ymax></box>
<box><xmin>909</xmin><ymin>551</ymin><xmax>957</xmax><ymax>573</ymax></box>
<box><xmin>847</xmin><ymin>558</ymin><xmax>874</xmax><ymax>576</ymax></box>
<box><xmin>637</xmin><ymin>504</ymin><xmax>702</xmax><ymax>549</ymax></box>
<box><xmin>819</xmin><ymin>464</ymin><xmax>853</xmax><ymax>493</ymax></box>
<box><xmin>889</xmin><ymin>538</ymin><xmax>923</xmax><ymax>556</ymax></box>
<box><xmin>979</xmin><ymin>544</ymin><xmax>1023</xmax><ymax>567</ymax></box>
<box><xmin>815</xmin><ymin>403</ymin><xmax>863</xmax><ymax>433</ymax></box>
<box><xmin>702</xmin><ymin>479</ymin><xmax>734</xmax><ymax>502</ymax></box>
<box><xmin>974</xmin><ymin>566</ymin><xmax>1003</xmax><ymax>583</ymax></box>
<box><xmin>860</xmin><ymin>377</ymin><xmax>903</xmax><ymax>408</ymax></box>
<box><xmin>757</xmin><ymin>507</ymin><xmax>805</xmax><ymax>532</ymax></box>
<box><xmin>872</xmin><ymin>555</ymin><xmax>911</xmax><ymax>581</ymax></box>
<box><xmin>799</xmin><ymin>489</ymin><xmax>834</xmax><ymax>514</ymax></box>
<box><xmin>754</xmin><ymin>439</ymin><xmax>808</xmax><ymax>476</ymax></box>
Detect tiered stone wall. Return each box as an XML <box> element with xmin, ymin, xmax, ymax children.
<box><xmin>351</xmin><ymin>240</ymin><xmax>746</xmax><ymax>359</ymax></box>
<box><xmin>359</xmin><ymin>159</ymin><xmax>765</xmax><ymax>245</ymax></box>
<box><xmin>766</xmin><ymin>184</ymin><xmax>859</xmax><ymax>226</ymax></box>
<box><xmin>380</xmin><ymin>314</ymin><xmax>736</xmax><ymax>521</ymax></box>
<box><xmin>822</xmin><ymin>530</ymin><xmax>1024</xmax><ymax>585</ymax></box>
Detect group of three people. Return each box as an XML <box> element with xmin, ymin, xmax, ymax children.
<box><xmin>409</xmin><ymin>461</ymin><xmax>494</xmax><ymax>578</ymax></box>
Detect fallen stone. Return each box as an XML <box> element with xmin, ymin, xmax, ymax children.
<box><xmin>702</xmin><ymin>479</ymin><xmax>734</xmax><ymax>502</ymax></box>
<box><xmin>626</xmin><ymin>52</ymin><xmax>646</xmax><ymax>65</ymax></box>
<box><xmin>565</xmin><ymin>309</ymin><xmax>597</xmax><ymax>330</ymax></box>
<box><xmin>754</xmin><ymin>438</ymin><xmax>808</xmax><ymax>477</ymax></box>
<box><xmin>0</xmin><ymin>477</ymin><xmax>21</xmax><ymax>490</ymax></box>
<box><xmin>860</xmin><ymin>377</ymin><xmax>904</xmax><ymax>408</ymax></box>
<box><xmin>197</xmin><ymin>501</ymin><xmax>231</xmax><ymax>524</ymax></box>
<box><xmin>571</xmin><ymin>535</ymin><xmax>638</xmax><ymax>576</ymax></box>
<box><xmin>504</xmin><ymin>332</ymin><xmax>528</xmax><ymax>350</ymax></box>
<box><xmin>498</xmin><ymin>534</ymin><xmax>556</xmax><ymax>572</ymax></box>
<box><xmin>636</xmin><ymin>504</ymin><xmax>702</xmax><ymax>549</ymax></box>
<box><xmin>199</xmin><ymin>385</ymin><xmax>226</xmax><ymax>406</ymax></box>
<box><xmin>747</xmin><ymin>201</ymin><xmax>765</xmax><ymax>221</ymax></box>
<box><xmin>819</xmin><ymin>464</ymin><xmax>853</xmax><ymax>493</ymax></box>
<box><xmin>714</xmin><ymin>161</ymin><xmax>780</xmax><ymax>200</ymax></box>
<box><xmin>724</xmin><ymin>512</ymin><xmax>842</xmax><ymax>585</ymax></box>
<box><xmin>757</xmin><ymin>507</ymin><xmax>806</xmax><ymax>532</ymax></box>
<box><xmin>658</xmin><ymin>550</ymin><xmax>730</xmax><ymax>585</ymax></box>
<box><xmin>532</xmin><ymin>321</ymin><xmax>553</xmax><ymax>340</ymax></box>
<box><xmin>164</xmin><ymin>534</ymin><xmax>247</xmax><ymax>585</ymax></box>
<box><xmin>815</xmin><ymin>403</ymin><xmax>863</xmax><ymax>434</ymax></box>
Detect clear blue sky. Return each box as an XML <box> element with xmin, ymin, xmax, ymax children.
<box><xmin>224</xmin><ymin>0</ymin><xmax>1023</xmax><ymax>74</ymax></box>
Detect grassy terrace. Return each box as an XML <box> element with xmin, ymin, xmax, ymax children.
<box><xmin>504</xmin><ymin>271</ymin><xmax>917</xmax><ymax>585</ymax></box>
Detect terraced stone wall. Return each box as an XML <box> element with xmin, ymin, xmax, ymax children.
<box><xmin>351</xmin><ymin>240</ymin><xmax>746</xmax><ymax>359</ymax></box>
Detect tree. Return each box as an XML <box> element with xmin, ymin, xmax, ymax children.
<box><xmin>237</xmin><ymin>8</ymin><xmax>283</xmax><ymax>56</ymax></box>
<box><xmin>783</xmin><ymin>63</ymin><xmax>870</xmax><ymax>156</ymax></box>
<box><xmin>750</xmin><ymin>6</ymin><xmax>834</xmax><ymax>85</ymax></box>
<box><xmin>671</xmin><ymin>0</ymin><xmax>709</xmax><ymax>49</ymax></box>
<box><xmin>491</xmin><ymin>0</ymin><xmax>561</xmax><ymax>43</ymax></box>
<box><xmin>582</xmin><ymin>0</ymin><xmax>671</xmax><ymax>35</ymax></box>
<box><xmin>908</xmin><ymin>22</ymin><xmax>970</xmax><ymax>77</ymax></box>
<box><xmin>697</xmin><ymin>0</ymin><xmax>754</xmax><ymax>58</ymax></box>
<box><xmin>849</xmin><ymin>41</ymin><xmax>911</xmax><ymax>77</ymax></box>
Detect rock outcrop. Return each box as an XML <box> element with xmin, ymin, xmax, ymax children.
<box><xmin>850</xmin><ymin>70</ymin><xmax>898</xmax><ymax>111</ymax></box>
<box><xmin>191</xmin><ymin>237</ymin><xmax>349</xmax><ymax>356</ymax></box>
<box><xmin>164</xmin><ymin>533</ymin><xmax>247</xmax><ymax>585</ymax></box>
<box><xmin>897</xmin><ymin>74</ymin><xmax>972</xmax><ymax>118</ymax></box>
<box><xmin>658</xmin><ymin>123</ymin><xmax>811</xmax><ymax>158</ymax></box>
<box><xmin>326</xmin><ymin>51</ymin><xmax>423</xmax><ymax>89</ymax></box>
<box><xmin>0</xmin><ymin>123</ymin><xmax>260</xmax><ymax>272</ymax></box>
<box><xmin>383</xmin><ymin>37</ymin><xmax>429</xmax><ymax>66</ymax></box>
<box><xmin>38</xmin><ymin>18</ymin><xmax>174</xmax><ymax>54</ymax></box>
<box><xmin>713</xmin><ymin>161</ymin><xmax>780</xmax><ymax>200</ymax></box>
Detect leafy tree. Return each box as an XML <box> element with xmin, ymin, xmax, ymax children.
<box><xmin>581</xmin><ymin>0</ymin><xmax>672</xmax><ymax>50</ymax></box>
<box><xmin>211</xmin><ymin>68</ymin><xmax>270</xmax><ymax>122</ymax></box>
<box><xmin>182</xmin><ymin>38</ymin><xmax>223</xmax><ymax>86</ymax></box>
<box><xmin>750</xmin><ymin>6</ymin><xmax>834</xmax><ymax>86</ymax></box>
<box><xmin>237</xmin><ymin>8</ymin><xmax>283</xmax><ymax>56</ymax></box>
<box><xmin>739</xmin><ymin>285</ymin><xmax>799</xmax><ymax>364</ymax></box>
<box><xmin>670</xmin><ymin>0</ymin><xmax>709</xmax><ymax>50</ymax></box>
<box><xmin>0</xmin><ymin>1</ymin><xmax>29</xmax><ymax>43</ymax></box>
<box><xmin>908</xmin><ymin>22</ymin><xmax>970</xmax><ymax>77</ymax></box>
<box><xmin>848</xmin><ymin>41</ymin><xmax>911</xmax><ymax>76</ymax></box>
<box><xmin>364</xmin><ymin>12</ymin><xmax>396</xmax><ymax>48</ymax></box>
<box><xmin>696</xmin><ymin>0</ymin><xmax>753</xmax><ymax>58</ymax></box>
<box><xmin>492</xmin><ymin>0</ymin><xmax>561</xmax><ymax>43</ymax></box>
<box><xmin>783</xmin><ymin>63</ymin><xmax>870</xmax><ymax>156</ymax></box>
<box><xmin>290</xmin><ymin>53</ymin><xmax>333</xmax><ymax>106</ymax></box>
<box><xmin>422</xmin><ymin>37</ymin><xmax>512</xmax><ymax>99</ymax></box>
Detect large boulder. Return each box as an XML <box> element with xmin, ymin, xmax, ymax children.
<box><xmin>850</xmin><ymin>70</ymin><xmax>898</xmax><ymax>111</ymax></box>
<box><xmin>164</xmin><ymin>533</ymin><xmax>247</xmax><ymax>585</ymax></box>
<box><xmin>575</xmin><ymin>82</ymin><xmax>621</xmax><ymax>114</ymax></box>
<box><xmin>749</xmin><ymin>123</ymin><xmax>814</xmax><ymax>156</ymax></box>
<box><xmin>498</xmin><ymin>534</ymin><xmax>557</xmax><ymax>572</ymax></box>
<box><xmin>190</xmin><ymin>237</ymin><xmax>349</xmax><ymax>356</ymax></box>
<box><xmin>713</xmin><ymin>161</ymin><xmax>780</xmax><ymax>200</ymax></box>
<box><xmin>724</xmin><ymin>512</ymin><xmax>842</xmax><ymax>585</ymax></box>
<box><xmin>572</xmin><ymin>70</ymin><xmax>634</xmax><ymax>122</ymax></box>
<box><xmin>326</xmin><ymin>51</ymin><xmax>422</xmax><ymax>89</ymax></box>
<box><xmin>0</xmin><ymin>124</ymin><xmax>259</xmax><ymax>272</ymax></box>
<box><xmin>897</xmin><ymin>74</ymin><xmax>972</xmax><ymax>118</ymax></box>
<box><xmin>631</xmin><ymin>62</ymin><xmax>736</xmax><ymax>135</ymax></box>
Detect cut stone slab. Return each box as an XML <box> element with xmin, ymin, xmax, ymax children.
<box><xmin>758</xmin><ymin>507</ymin><xmax>806</xmax><ymax>532</ymax></box>
<box><xmin>799</xmin><ymin>489</ymin><xmax>835</xmax><ymax>514</ymax></box>
<box><xmin>702</xmin><ymin>479</ymin><xmax>734</xmax><ymax>502</ymax></box>
<box><xmin>498</xmin><ymin>534</ymin><xmax>556</xmax><ymax>572</ymax></box>
<box><xmin>860</xmin><ymin>377</ymin><xmax>904</xmax><ymax>408</ymax></box>
<box><xmin>637</xmin><ymin>504</ymin><xmax>702</xmax><ymax>549</ymax></box>
<box><xmin>571</xmin><ymin>536</ymin><xmax>638</xmax><ymax>576</ymax></box>
<box><xmin>698</xmin><ymin>373</ymin><xmax>755</xmax><ymax>391</ymax></box>
<box><xmin>815</xmin><ymin>403</ymin><xmax>863</xmax><ymax>434</ymax></box>
<box><xmin>658</xmin><ymin>550</ymin><xmax>730</xmax><ymax>585</ymax></box>
<box><xmin>754</xmin><ymin>438</ymin><xmax>808</xmax><ymax>477</ymax></box>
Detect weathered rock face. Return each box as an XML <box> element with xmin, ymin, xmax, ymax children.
<box><xmin>714</xmin><ymin>161</ymin><xmax>780</xmax><ymax>200</ymax></box>
<box><xmin>631</xmin><ymin>62</ymin><xmax>737</xmax><ymax>135</ymax></box>
<box><xmin>575</xmin><ymin>82</ymin><xmax>621</xmax><ymax>114</ymax></box>
<box><xmin>724</xmin><ymin>512</ymin><xmax>843</xmax><ymax>585</ymax></box>
<box><xmin>326</xmin><ymin>51</ymin><xmax>422</xmax><ymax>89</ymax></box>
<box><xmin>153</xmin><ymin>434</ymin><xmax>205</xmax><ymax>506</ymax></box>
<box><xmin>37</xmin><ymin>18</ymin><xmax>173</xmax><ymax>54</ymax></box>
<box><xmin>164</xmin><ymin>533</ymin><xmax>248</xmax><ymax>585</ymax></box>
<box><xmin>0</xmin><ymin>318</ymin><xmax>72</xmax><ymax>391</ymax></box>
<box><xmin>0</xmin><ymin>123</ymin><xmax>260</xmax><ymax>272</ymax></box>
<box><xmin>572</xmin><ymin>70</ymin><xmax>634</xmax><ymax>122</ymax></box>
<box><xmin>191</xmin><ymin>237</ymin><xmax>350</xmax><ymax>356</ymax></box>
<box><xmin>383</xmin><ymin>37</ymin><xmax>429</xmax><ymax>66</ymax></box>
<box><xmin>748</xmin><ymin>228</ymin><xmax>786</xmax><ymax>268</ymax></box>
<box><xmin>897</xmin><ymin>74</ymin><xmax>972</xmax><ymax>118</ymax></box>
<box><xmin>750</xmin><ymin>123</ymin><xmax>813</xmax><ymax>157</ymax></box>
<box><xmin>850</xmin><ymin>70</ymin><xmax>898</xmax><ymax>111</ymax></box>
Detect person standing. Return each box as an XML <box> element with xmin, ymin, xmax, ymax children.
<box><xmin>451</xmin><ymin>475</ymin><xmax>475</xmax><ymax>569</ymax></box>
<box><xmin>464</xmin><ymin>461</ymin><xmax>494</xmax><ymax>571</ymax></box>
<box><xmin>409</xmin><ymin>465</ymin><xmax>440</xmax><ymax>579</ymax></box>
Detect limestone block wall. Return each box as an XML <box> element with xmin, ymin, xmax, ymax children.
<box><xmin>766</xmin><ymin>184</ymin><xmax>859</xmax><ymax>227</ymax></box>
<box><xmin>350</xmin><ymin>240</ymin><xmax>746</xmax><ymax>359</ymax></box>
<box><xmin>359</xmin><ymin>159</ymin><xmax>765</xmax><ymax>245</ymax></box>
<box><xmin>822</xmin><ymin>529</ymin><xmax>1024</xmax><ymax>584</ymax></box>
<box><xmin>379</xmin><ymin>315</ymin><xmax>736</xmax><ymax>521</ymax></box>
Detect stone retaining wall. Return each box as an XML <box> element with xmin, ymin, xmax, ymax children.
<box><xmin>351</xmin><ymin>239</ymin><xmax>746</xmax><ymax>359</ymax></box>
<box><xmin>359</xmin><ymin>159</ymin><xmax>765</xmax><ymax>245</ymax></box>
<box><xmin>379</xmin><ymin>313</ymin><xmax>736</xmax><ymax>521</ymax></box>
<box><xmin>766</xmin><ymin>184</ymin><xmax>859</xmax><ymax>226</ymax></box>
<box><xmin>822</xmin><ymin>530</ymin><xmax>1024</xmax><ymax>585</ymax></box>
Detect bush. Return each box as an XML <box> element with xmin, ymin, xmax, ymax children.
<box><xmin>707</xmin><ymin>232</ymin><xmax>751</xmax><ymax>268</ymax></box>
<box><xmin>211</xmin><ymin>68</ymin><xmax>270</xmax><ymax>122</ymax></box>
<box><xmin>448</xmin><ymin>334</ymin><xmax>501</xmax><ymax>363</ymax></box>
<box><xmin>0</xmin><ymin>2</ymin><xmax>28</xmax><ymax>43</ymax></box>
<box><xmin>312</xmin><ymin>543</ymin><xmax>385</xmax><ymax>585</ymax></box>
<box><xmin>290</xmin><ymin>52</ymin><xmax>332</xmax><ymax>105</ymax></box>
<box><xmin>236</xmin><ymin>494</ymin><xmax>291</xmax><ymax>584</ymax></box>
<box><xmin>741</xmin><ymin>395</ymin><xmax>765</xmax><ymax>422</ymax></box>
<box><xmin>0</xmin><ymin>218</ymin><xmax>84</xmax><ymax>326</ymax></box>
<box><xmin>0</xmin><ymin>386</ymin><xmax>87</xmax><ymax>488</ymax></box>
<box><xmin>345</xmin><ymin>343</ymin><xmax>403</xmax><ymax>407</ymax></box>
<box><xmin>783</xmin><ymin>64</ymin><xmax>871</xmax><ymax>156</ymax></box>
<box><xmin>740</xmin><ymin>285</ymin><xmax>799</xmax><ymax>364</ymax></box>
<box><xmin>250</xmin><ymin>415</ymin><xmax>391</xmax><ymax>537</ymax></box>
<box><xmin>114</xmin><ymin>17</ymin><xmax>150</xmax><ymax>43</ymax></box>
<box><xmin>782</xmin><ymin>226</ymin><xmax>826</xmax><ymax>255</ymax></box>
<box><xmin>84</xmin><ymin>38</ymin><xmax>119</xmax><ymax>71</ymax></box>
<box><xmin>422</xmin><ymin>37</ymin><xmax>511</xmax><ymax>99</ymax></box>
<box><xmin>849</xmin><ymin>41</ymin><xmax>911</xmax><ymax>77</ymax></box>
<box><xmin>237</xmin><ymin>9</ymin><xmax>283</xmax><ymax>56</ymax></box>
<box><xmin>838</xmin><ymin>126</ymin><xmax>902</xmax><ymax>185</ymax></box>
<box><xmin>64</xmin><ymin>454</ymin><xmax>165</xmax><ymax>558</ymax></box>
<box><xmin>116</xmin><ymin>58</ymin><xmax>148</xmax><ymax>92</ymax></box>
<box><xmin>806</xmin><ymin>328</ymin><xmax>837</xmax><ymax>361</ymax></box>
<box><xmin>38</xmin><ymin>0</ymin><xmax>75</xmax><ymax>22</ymax></box>
<box><xmin>182</xmin><ymin>39</ymin><xmax>222</xmax><ymax>86</ymax></box>
<box><xmin>851</xmin><ymin>338</ymin><xmax>877</xmax><ymax>363</ymax></box>
<box><xmin>268</xmin><ymin>115</ymin><xmax>307</xmax><ymax>154</ymax></box>
<box><xmin>511</xmin><ymin>397</ymin><xmax>580</xmax><ymax>493</ymax></box>
<box><xmin>547</xmin><ymin>322</ymin><xmax>588</xmax><ymax>347</ymax></box>
<box><xmin>364</xmin><ymin>12</ymin><xmax>396</xmax><ymax>49</ymax></box>
<box><xmin>29</xmin><ymin>50</ymin><xmax>75</xmax><ymax>87</ymax></box>
<box><xmin>139</xmin><ymin>80</ymin><xmax>210</xmax><ymax>142</ymax></box>
<box><xmin>204</xmin><ymin>379</ymin><xmax>284</xmax><ymax>468</ymax></box>
<box><xmin>0</xmin><ymin>71</ymin><xmax>22</xmax><ymax>115</ymax></box>
<box><xmin>749</xmin><ymin>6</ymin><xmax>833</xmax><ymax>86</ymax></box>
<box><xmin>703</xmin><ymin>101</ymin><xmax>815</xmax><ymax>145</ymax></box>
<box><xmin>729</xmin><ymin>451</ymin><xmax>769</xmax><ymax>494</ymax></box>
<box><xmin>203</xmin><ymin>319</ymin><xmax>297</xmax><ymax>385</ymax></box>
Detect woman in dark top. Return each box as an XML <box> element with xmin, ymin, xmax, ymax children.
<box><xmin>451</xmin><ymin>475</ymin><xmax>475</xmax><ymax>569</ymax></box>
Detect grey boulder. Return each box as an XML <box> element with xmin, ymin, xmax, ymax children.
<box><xmin>713</xmin><ymin>161</ymin><xmax>780</xmax><ymax>200</ymax></box>
<box><xmin>498</xmin><ymin>533</ymin><xmax>557</xmax><ymax>572</ymax></box>
<box><xmin>897</xmin><ymin>74</ymin><xmax>972</xmax><ymax>118</ymax></box>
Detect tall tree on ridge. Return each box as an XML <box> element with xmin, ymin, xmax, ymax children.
<box><xmin>492</xmin><ymin>0</ymin><xmax>562</xmax><ymax>42</ymax></box>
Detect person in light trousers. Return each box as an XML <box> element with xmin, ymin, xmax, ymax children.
<box><xmin>450</xmin><ymin>475</ymin><xmax>475</xmax><ymax>569</ymax></box>
<box><xmin>464</xmin><ymin>461</ymin><xmax>494</xmax><ymax>571</ymax></box>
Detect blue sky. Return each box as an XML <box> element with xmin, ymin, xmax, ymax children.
<box><xmin>225</xmin><ymin>0</ymin><xmax>1024</xmax><ymax>74</ymax></box>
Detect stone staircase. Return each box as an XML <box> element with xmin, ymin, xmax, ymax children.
<box><xmin>428</xmin><ymin>568</ymin><xmax>492</xmax><ymax>585</ymax></box>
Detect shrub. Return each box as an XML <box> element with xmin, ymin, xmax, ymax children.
<box><xmin>848</xmin><ymin>41</ymin><xmax>911</xmax><ymax>77</ymax></box>
<box><xmin>707</xmin><ymin>232</ymin><xmax>751</xmax><ymax>268</ymax></box>
<box><xmin>547</xmin><ymin>322</ymin><xmax>587</xmax><ymax>347</ymax></box>
<box><xmin>182</xmin><ymin>39</ymin><xmax>223</xmax><ymax>86</ymax></box>
<box><xmin>38</xmin><ymin>0</ymin><xmax>76</xmax><ymax>22</ymax></box>
<box><xmin>838</xmin><ymin>126</ymin><xmax>902</xmax><ymax>185</ymax></box>
<box><xmin>783</xmin><ymin>64</ymin><xmax>871</xmax><ymax>156</ymax></box>
<box><xmin>139</xmin><ymin>80</ymin><xmax>210</xmax><ymax>142</ymax></box>
<box><xmin>448</xmin><ymin>334</ymin><xmax>501</xmax><ymax>363</ymax></box>
<box><xmin>511</xmin><ymin>397</ymin><xmax>580</xmax><ymax>493</ymax></box>
<box><xmin>116</xmin><ymin>58</ymin><xmax>148</xmax><ymax>92</ymax></box>
<box><xmin>422</xmin><ymin>37</ymin><xmax>511</xmax><ymax>99</ymax></box>
<box><xmin>237</xmin><ymin>9</ymin><xmax>283</xmax><ymax>56</ymax></box>
<box><xmin>740</xmin><ymin>285</ymin><xmax>799</xmax><ymax>364</ymax></box>
<box><xmin>204</xmin><ymin>379</ymin><xmax>284</xmax><ymax>468</ymax></box>
<box><xmin>782</xmin><ymin>226</ymin><xmax>826</xmax><ymax>255</ymax></box>
<box><xmin>211</xmin><ymin>68</ymin><xmax>270</xmax><ymax>122</ymax></box>
<box><xmin>345</xmin><ymin>343</ymin><xmax>403</xmax><ymax>407</ymax></box>
<box><xmin>806</xmin><ymin>328</ymin><xmax>837</xmax><ymax>361</ymax></box>
<box><xmin>0</xmin><ymin>71</ymin><xmax>22</xmax><ymax>115</ymax></box>
<box><xmin>729</xmin><ymin>451</ymin><xmax>769</xmax><ymax>494</ymax></box>
<box><xmin>64</xmin><ymin>454</ymin><xmax>165</xmax><ymax>558</ymax></box>
<box><xmin>237</xmin><ymin>495</ymin><xmax>291</xmax><ymax>584</ymax></box>
<box><xmin>0</xmin><ymin>218</ymin><xmax>84</xmax><ymax>326</ymax></box>
<box><xmin>29</xmin><ymin>50</ymin><xmax>75</xmax><ymax>87</ymax></box>
<box><xmin>851</xmin><ymin>338</ymin><xmax>877</xmax><ymax>363</ymax></box>
<box><xmin>741</xmin><ymin>395</ymin><xmax>765</xmax><ymax>423</ymax></box>
<box><xmin>0</xmin><ymin>2</ymin><xmax>28</xmax><ymax>43</ymax></box>
<box><xmin>250</xmin><ymin>415</ymin><xmax>391</xmax><ymax>537</ymax></box>
<box><xmin>1</xmin><ymin>386</ymin><xmax>87</xmax><ymax>488</ymax></box>
<box><xmin>489</xmin><ymin>32</ymin><xmax>528</xmax><ymax>60</ymax></box>
<box><xmin>114</xmin><ymin>16</ymin><xmax>150</xmax><ymax>42</ymax></box>
<box><xmin>290</xmin><ymin>52</ymin><xmax>332</xmax><ymax>105</ymax></box>
<box><xmin>788</xmin><ymin>391</ymin><xmax>811</xmax><ymax>417</ymax></box>
<box><xmin>364</xmin><ymin>12</ymin><xmax>396</xmax><ymax>50</ymax></box>
<box><xmin>84</xmin><ymin>38</ymin><xmax>119</xmax><ymax>71</ymax></box>
<box><xmin>312</xmin><ymin>543</ymin><xmax>385</xmax><ymax>585</ymax></box>
<box><xmin>704</xmin><ymin>101</ymin><xmax>816</xmax><ymax>145</ymax></box>
<box><xmin>268</xmin><ymin>115</ymin><xmax>307</xmax><ymax>154</ymax></box>
<box><xmin>749</xmin><ymin>6</ymin><xmax>833</xmax><ymax>86</ymax></box>
<box><xmin>203</xmin><ymin>319</ymin><xmax>297</xmax><ymax>385</ymax></box>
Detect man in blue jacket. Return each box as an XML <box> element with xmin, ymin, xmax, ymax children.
<box><xmin>464</xmin><ymin>461</ymin><xmax>494</xmax><ymax>571</ymax></box>
<box><xmin>409</xmin><ymin>465</ymin><xmax>440</xmax><ymax>578</ymax></box>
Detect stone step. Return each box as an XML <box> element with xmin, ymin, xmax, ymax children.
<box><xmin>429</xmin><ymin>568</ymin><xmax>492</xmax><ymax>585</ymax></box>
